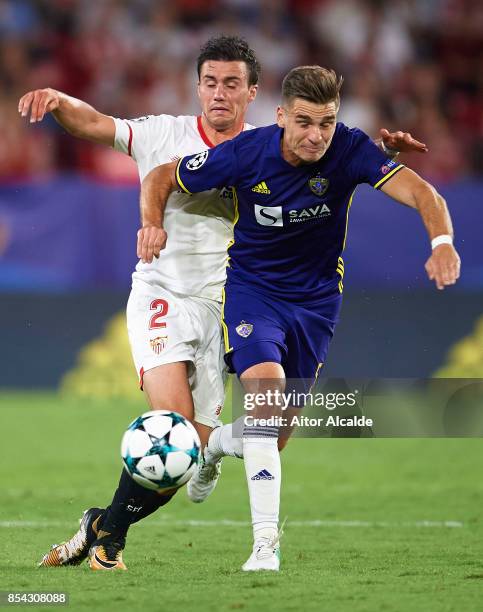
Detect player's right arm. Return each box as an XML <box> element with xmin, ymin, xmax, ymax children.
<box><xmin>139</xmin><ymin>142</ymin><xmax>238</xmax><ymax>263</ymax></box>
<box><xmin>18</xmin><ymin>88</ymin><xmax>115</xmax><ymax>146</ymax></box>
<box><xmin>137</xmin><ymin>161</ymin><xmax>178</xmax><ymax>263</ymax></box>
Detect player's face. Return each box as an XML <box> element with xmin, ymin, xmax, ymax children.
<box><xmin>277</xmin><ymin>98</ymin><xmax>338</xmax><ymax>165</ymax></box>
<box><xmin>198</xmin><ymin>61</ymin><xmax>257</xmax><ymax>131</ymax></box>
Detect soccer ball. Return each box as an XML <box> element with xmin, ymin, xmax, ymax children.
<box><xmin>121</xmin><ymin>410</ymin><xmax>201</xmax><ymax>491</ymax></box>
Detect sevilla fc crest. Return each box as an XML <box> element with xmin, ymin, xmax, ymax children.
<box><xmin>150</xmin><ymin>336</ymin><xmax>168</xmax><ymax>354</ymax></box>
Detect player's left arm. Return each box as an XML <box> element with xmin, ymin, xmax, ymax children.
<box><xmin>376</xmin><ymin>129</ymin><xmax>428</xmax><ymax>155</ymax></box>
<box><xmin>380</xmin><ymin>167</ymin><xmax>461</xmax><ymax>290</ymax></box>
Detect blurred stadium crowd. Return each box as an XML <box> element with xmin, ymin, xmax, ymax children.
<box><xmin>0</xmin><ymin>0</ymin><xmax>481</xmax><ymax>183</ymax></box>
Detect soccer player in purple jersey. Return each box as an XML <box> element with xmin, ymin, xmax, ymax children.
<box><xmin>139</xmin><ymin>66</ymin><xmax>460</xmax><ymax>571</ymax></box>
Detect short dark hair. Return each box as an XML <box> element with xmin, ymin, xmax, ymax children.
<box><xmin>197</xmin><ymin>36</ymin><xmax>261</xmax><ymax>87</ymax></box>
<box><xmin>282</xmin><ymin>66</ymin><xmax>343</xmax><ymax>108</ymax></box>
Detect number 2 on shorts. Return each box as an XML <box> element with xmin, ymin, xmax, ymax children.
<box><xmin>149</xmin><ymin>299</ymin><xmax>169</xmax><ymax>329</ymax></box>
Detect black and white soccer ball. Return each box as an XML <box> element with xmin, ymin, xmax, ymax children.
<box><xmin>121</xmin><ymin>410</ymin><xmax>201</xmax><ymax>491</ymax></box>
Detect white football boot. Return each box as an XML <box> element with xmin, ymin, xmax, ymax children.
<box><xmin>187</xmin><ymin>445</ymin><xmax>222</xmax><ymax>503</ymax></box>
<box><xmin>242</xmin><ymin>533</ymin><xmax>281</xmax><ymax>572</ymax></box>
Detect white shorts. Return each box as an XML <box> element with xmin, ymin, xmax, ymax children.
<box><xmin>126</xmin><ymin>279</ymin><xmax>225</xmax><ymax>428</ymax></box>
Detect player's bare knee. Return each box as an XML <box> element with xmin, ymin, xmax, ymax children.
<box><xmin>241</xmin><ymin>361</ymin><xmax>285</xmax><ymax>384</ymax></box>
<box><xmin>142</xmin><ymin>362</ymin><xmax>194</xmax><ymax>419</ymax></box>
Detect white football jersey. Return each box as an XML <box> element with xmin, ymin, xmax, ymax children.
<box><xmin>113</xmin><ymin>114</ymin><xmax>254</xmax><ymax>301</ymax></box>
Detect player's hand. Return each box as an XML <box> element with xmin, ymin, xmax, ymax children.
<box><xmin>380</xmin><ymin>128</ymin><xmax>428</xmax><ymax>153</ymax></box>
<box><xmin>425</xmin><ymin>244</ymin><xmax>461</xmax><ymax>290</ymax></box>
<box><xmin>137</xmin><ymin>226</ymin><xmax>167</xmax><ymax>264</ymax></box>
<box><xmin>18</xmin><ymin>88</ymin><xmax>61</xmax><ymax>123</ymax></box>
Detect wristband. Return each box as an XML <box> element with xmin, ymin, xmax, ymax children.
<box><xmin>431</xmin><ymin>234</ymin><xmax>453</xmax><ymax>249</ymax></box>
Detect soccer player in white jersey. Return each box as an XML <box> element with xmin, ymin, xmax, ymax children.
<box><xmin>18</xmin><ymin>36</ymin><xmax>260</xmax><ymax>570</ymax></box>
<box><xmin>19</xmin><ymin>36</ymin><xmax>427</xmax><ymax>571</ymax></box>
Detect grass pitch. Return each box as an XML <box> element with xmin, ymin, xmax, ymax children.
<box><xmin>1</xmin><ymin>392</ymin><xmax>482</xmax><ymax>611</ymax></box>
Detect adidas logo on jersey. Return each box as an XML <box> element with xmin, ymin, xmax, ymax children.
<box><xmin>251</xmin><ymin>181</ymin><xmax>271</xmax><ymax>194</ymax></box>
<box><xmin>251</xmin><ymin>469</ymin><xmax>275</xmax><ymax>481</ymax></box>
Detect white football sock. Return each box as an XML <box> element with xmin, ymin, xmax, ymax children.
<box><xmin>205</xmin><ymin>416</ymin><xmax>245</xmax><ymax>461</ymax></box>
<box><xmin>243</xmin><ymin>436</ymin><xmax>280</xmax><ymax>541</ymax></box>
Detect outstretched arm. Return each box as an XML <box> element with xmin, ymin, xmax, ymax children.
<box><xmin>18</xmin><ymin>88</ymin><xmax>115</xmax><ymax>146</ymax></box>
<box><xmin>380</xmin><ymin>167</ymin><xmax>460</xmax><ymax>290</ymax></box>
<box><xmin>137</xmin><ymin>161</ymin><xmax>178</xmax><ymax>263</ymax></box>
<box><xmin>376</xmin><ymin>128</ymin><xmax>428</xmax><ymax>154</ymax></box>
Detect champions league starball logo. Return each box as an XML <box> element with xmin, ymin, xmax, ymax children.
<box><xmin>186</xmin><ymin>150</ymin><xmax>209</xmax><ymax>170</ymax></box>
<box><xmin>309</xmin><ymin>174</ymin><xmax>329</xmax><ymax>196</ymax></box>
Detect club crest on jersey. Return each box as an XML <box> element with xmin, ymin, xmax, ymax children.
<box><xmin>150</xmin><ymin>336</ymin><xmax>168</xmax><ymax>354</ymax></box>
<box><xmin>236</xmin><ymin>321</ymin><xmax>253</xmax><ymax>338</ymax></box>
<box><xmin>309</xmin><ymin>174</ymin><xmax>329</xmax><ymax>196</ymax></box>
<box><xmin>186</xmin><ymin>150</ymin><xmax>208</xmax><ymax>170</ymax></box>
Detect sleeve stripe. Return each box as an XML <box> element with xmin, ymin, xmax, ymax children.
<box><xmin>126</xmin><ymin>122</ymin><xmax>133</xmax><ymax>156</ymax></box>
<box><xmin>175</xmin><ymin>158</ymin><xmax>192</xmax><ymax>194</ymax></box>
<box><xmin>374</xmin><ymin>164</ymin><xmax>404</xmax><ymax>189</ymax></box>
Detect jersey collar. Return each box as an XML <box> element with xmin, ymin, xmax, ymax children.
<box><xmin>197</xmin><ymin>115</ymin><xmax>247</xmax><ymax>149</ymax></box>
<box><xmin>197</xmin><ymin>116</ymin><xmax>215</xmax><ymax>148</ymax></box>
